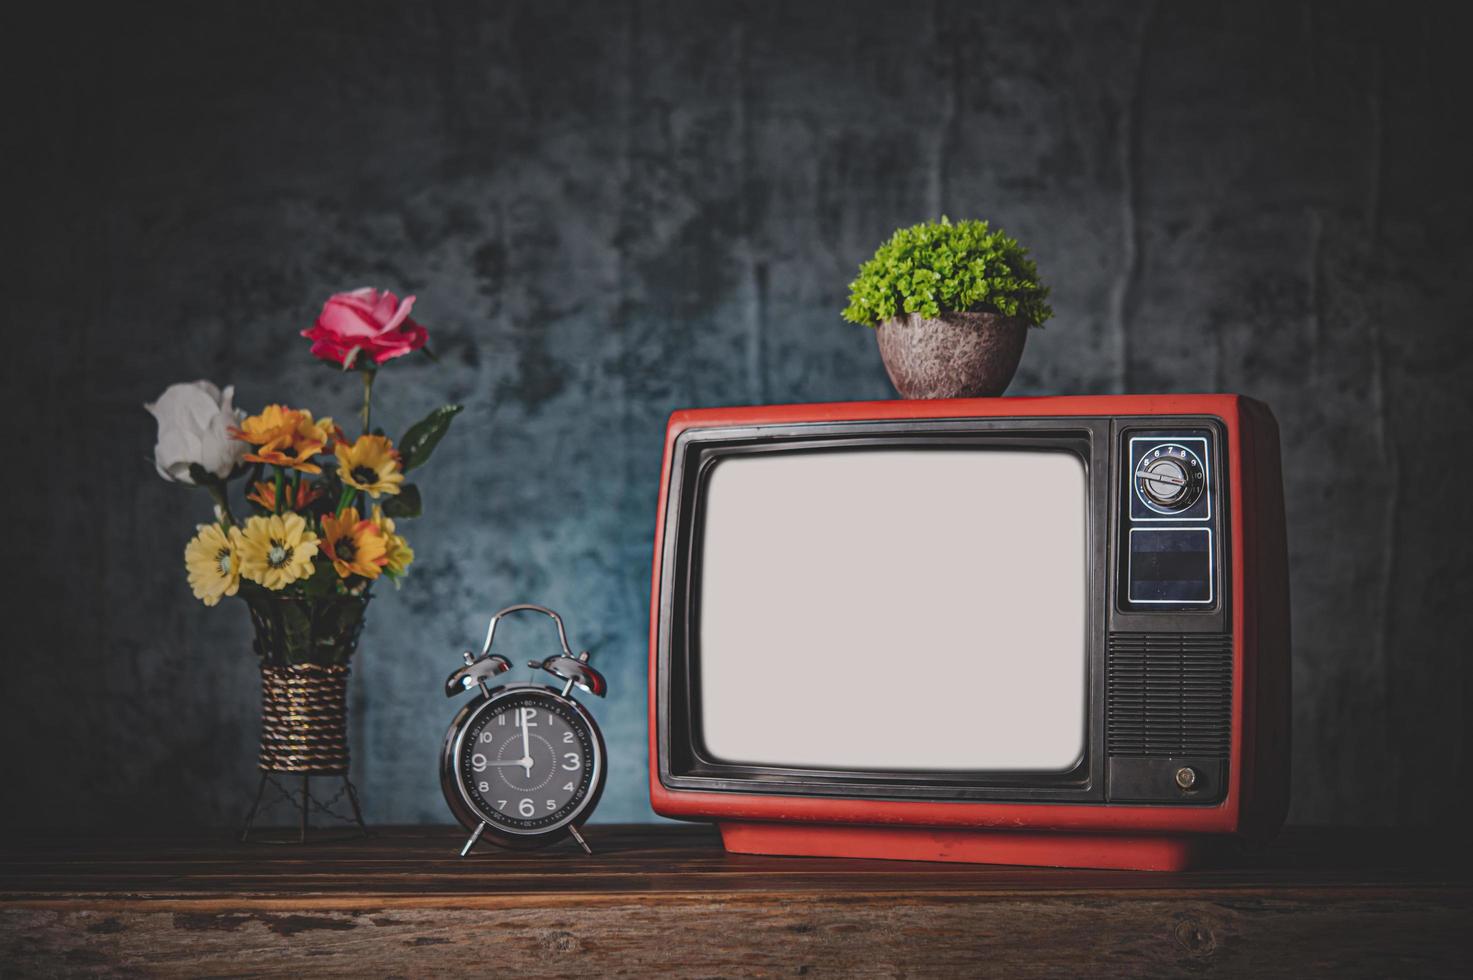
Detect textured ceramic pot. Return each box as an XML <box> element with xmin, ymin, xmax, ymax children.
<box><xmin>875</xmin><ymin>311</ymin><xmax>1028</xmax><ymax>399</ymax></box>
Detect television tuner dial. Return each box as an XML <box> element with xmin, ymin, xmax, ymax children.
<box><xmin>1134</xmin><ymin>443</ymin><xmax>1205</xmax><ymax>513</ymax></box>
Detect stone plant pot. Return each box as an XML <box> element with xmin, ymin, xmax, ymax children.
<box><xmin>875</xmin><ymin>311</ymin><xmax>1028</xmax><ymax>399</ymax></box>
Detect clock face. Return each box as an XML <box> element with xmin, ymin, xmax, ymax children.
<box><xmin>455</xmin><ymin>690</ymin><xmax>600</xmax><ymax>834</ymax></box>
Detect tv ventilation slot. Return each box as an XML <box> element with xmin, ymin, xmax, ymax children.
<box><xmin>1106</xmin><ymin>632</ymin><xmax>1231</xmax><ymax>757</ymax></box>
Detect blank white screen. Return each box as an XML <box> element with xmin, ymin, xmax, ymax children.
<box><xmin>698</xmin><ymin>449</ymin><xmax>1087</xmax><ymax>772</ymax></box>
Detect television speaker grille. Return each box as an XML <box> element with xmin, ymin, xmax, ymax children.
<box><xmin>1106</xmin><ymin>632</ymin><xmax>1232</xmax><ymax>757</ymax></box>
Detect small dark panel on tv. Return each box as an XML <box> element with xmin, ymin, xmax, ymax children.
<box><xmin>1107</xmin><ymin>757</ymin><xmax>1225</xmax><ymax>804</ymax></box>
<box><xmin>1128</xmin><ymin>528</ymin><xmax>1213</xmax><ymax>603</ymax></box>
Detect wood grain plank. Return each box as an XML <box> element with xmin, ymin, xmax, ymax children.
<box><xmin>4</xmin><ymin>897</ymin><xmax>1470</xmax><ymax>978</ymax></box>
<box><xmin>1</xmin><ymin>825</ymin><xmax>1467</xmax><ymax>977</ymax></box>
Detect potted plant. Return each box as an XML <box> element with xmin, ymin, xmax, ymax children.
<box><xmin>842</xmin><ymin>217</ymin><xmax>1053</xmax><ymax>398</ymax></box>
<box><xmin>145</xmin><ymin>288</ymin><xmax>460</xmax><ymax>840</ymax></box>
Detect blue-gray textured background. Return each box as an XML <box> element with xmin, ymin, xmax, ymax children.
<box><xmin>6</xmin><ymin>1</ymin><xmax>1472</xmax><ymax>829</ymax></box>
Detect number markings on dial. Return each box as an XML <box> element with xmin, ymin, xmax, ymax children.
<box><xmin>458</xmin><ymin>693</ymin><xmax>596</xmax><ymax>832</ymax></box>
<box><xmin>1130</xmin><ymin>439</ymin><xmax>1207</xmax><ymax>517</ymax></box>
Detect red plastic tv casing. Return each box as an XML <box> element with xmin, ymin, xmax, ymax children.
<box><xmin>648</xmin><ymin>395</ymin><xmax>1290</xmax><ymax>870</ymax></box>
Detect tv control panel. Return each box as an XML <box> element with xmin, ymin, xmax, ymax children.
<box><xmin>1120</xmin><ymin>428</ymin><xmax>1219</xmax><ymax>610</ymax></box>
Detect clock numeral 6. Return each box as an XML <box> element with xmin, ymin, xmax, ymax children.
<box><xmin>562</xmin><ymin>752</ymin><xmax>580</xmax><ymax>771</ymax></box>
<box><xmin>519</xmin><ymin>799</ymin><xmax>535</xmax><ymax>817</ymax></box>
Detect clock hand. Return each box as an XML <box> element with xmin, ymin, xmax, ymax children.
<box><xmin>520</xmin><ymin>708</ymin><xmax>532</xmax><ymax>776</ymax></box>
<box><xmin>482</xmin><ymin>758</ymin><xmax>534</xmax><ymax>767</ymax></box>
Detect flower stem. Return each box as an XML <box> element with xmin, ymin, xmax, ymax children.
<box><xmin>360</xmin><ymin>368</ymin><xmax>376</xmax><ymax>436</ymax></box>
<box><xmin>336</xmin><ymin>486</ymin><xmax>356</xmax><ymax>518</ymax></box>
<box><xmin>205</xmin><ymin>483</ymin><xmax>236</xmax><ymax>528</ymax></box>
<box><xmin>273</xmin><ymin>468</ymin><xmax>285</xmax><ymax>515</ymax></box>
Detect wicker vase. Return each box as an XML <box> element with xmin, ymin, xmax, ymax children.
<box><xmin>238</xmin><ymin>586</ymin><xmax>370</xmax><ymax>840</ymax></box>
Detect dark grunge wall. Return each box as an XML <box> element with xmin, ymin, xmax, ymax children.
<box><xmin>5</xmin><ymin>1</ymin><xmax>1471</xmax><ymax>830</ymax></box>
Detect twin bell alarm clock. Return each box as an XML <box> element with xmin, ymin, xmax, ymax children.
<box><xmin>441</xmin><ymin>604</ymin><xmax>608</xmax><ymax>856</ymax></box>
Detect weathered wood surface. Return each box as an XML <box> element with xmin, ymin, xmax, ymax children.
<box><xmin>1</xmin><ymin>825</ymin><xmax>1468</xmax><ymax>977</ymax></box>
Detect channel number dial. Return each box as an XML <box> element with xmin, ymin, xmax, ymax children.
<box><xmin>1134</xmin><ymin>443</ymin><xmax>1205</xmax><ymax>514</ymax></box>
<box><xmin>458</xmin><ymin>691</ymin><xmax>597</xmax><ymax>832</ymax></box>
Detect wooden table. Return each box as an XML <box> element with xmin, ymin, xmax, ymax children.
<box><xmin>1</xmin><ymin>825</ymin><xmax>1468</xmax><ymax>977</ymax></box>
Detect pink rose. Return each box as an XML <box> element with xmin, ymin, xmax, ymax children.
<box><xmin>302</xmin><ymin>288</ymin><xmax>429</xmax><ymax>367</ymax></box>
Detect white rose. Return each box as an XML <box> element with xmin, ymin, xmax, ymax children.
<box><xmin>145</xmin><ymin>380</ymin><xmax>247</xmax><ymax>483</ymax></box>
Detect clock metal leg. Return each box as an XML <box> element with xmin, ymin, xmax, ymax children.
<box><xmin>568</xmin><ymin>824</ymin><xmax>593</xmax><ymax>856</ymax></box>
<box><xmin>460</xmin><ymin>821</ymin><xmax>487</xmax><ymax>857</ymax></box>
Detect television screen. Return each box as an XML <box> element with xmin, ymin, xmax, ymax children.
<box><xmin>697</xmin><ymin>448</ymin><xmax>1087</xmax><ymax>773</ymax></box>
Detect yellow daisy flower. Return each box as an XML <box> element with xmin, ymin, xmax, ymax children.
<box><xmin>320</xmin><ymin>506</ymin><xmax>388</xmax><ymax>580</ymax></box>
<box><xmin>237</xmin><ymin>513</ymin><xmax>320</xmax><ymax>590</ymax></box>
<box><xmin>371</xmin><ymin>505</ymin><xmax>415</xmax><ymax>579</ymax></box>
<box><xmin>184</xmin><ymin>523</ymin><xmax>242</xmax><ymax>606</ymax></box>
<box><xmin>335</xmin><ymin>434</ymin><xmax>403</xmax><ymax>497</ymax></box>
<box><xmin>236</xmin><ymin>405</ymin><xmax>339</xmax><ymax>474</ymax></box>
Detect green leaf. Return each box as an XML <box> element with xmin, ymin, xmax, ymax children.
<box><xmin>281</xmin><ymin>600</ymin><xmax>314</xmax><ymax>664</ymax></box>
<box><xmin>398</xmin><ymin>404</ymin><xmax>462</xmax><ymax>472</ymax></box>
<box><xmin>300</xmin><ymin>560</ymin><xmax>340</xmax><ymax>598</ymax></box>
<box><xmin>382</xmin><ymin>484</ymin><xmax>422</xmax><ymax>518</ymax></box>
<box><xmin>841</xmin><ymin>218</ymin><xmax>1052</xmax><ymax>328</ymax></box>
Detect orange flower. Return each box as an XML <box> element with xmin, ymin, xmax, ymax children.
<box><xmin>234</xmin><ymin>403</ymin><xmax>296</xmax><ymax>444</ymax></box>
<box><xmin>235</xmin><ymin>405</ymin><xmax>338</xmax><ymax>474</ymax></box>
<box><xmin>247</xmin><ymin>479</ymin><xmax>324</xmax><ymax>512</ymax></box>
<box><xmin>319</xmin><ymin>506</ymin><xmax>388</xmax><ymax>580</ymax></box>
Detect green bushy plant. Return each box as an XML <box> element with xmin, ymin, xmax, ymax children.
<box><xmin>842</xmin><ymin>217</ymin><xmax>1053</xmax><ymax>328</ymax></box>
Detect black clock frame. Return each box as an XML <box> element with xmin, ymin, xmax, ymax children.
<box><xmin>441</xmin><ymin>682</ymin><xmax>607</xmax><ymax>851</ymax></box>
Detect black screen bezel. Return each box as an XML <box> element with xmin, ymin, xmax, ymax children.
<box><xmin>655</xmin><ymin>418</ymin><xmax>1113</xmax><ymax>803</ymax></box>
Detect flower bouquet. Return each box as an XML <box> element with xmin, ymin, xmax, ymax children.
<box><xmin>147</xmin><ymin>288</ymin><xmax>460</xmax><ymax>836</ymax></box>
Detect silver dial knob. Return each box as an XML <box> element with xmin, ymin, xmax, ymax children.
<box><xmin>1134</xmin><ymin>443</ymin><xmax>1205</xmax><ymax>513</ymax></box>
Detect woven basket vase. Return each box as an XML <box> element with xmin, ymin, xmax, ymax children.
<box><xmin>240</xmin><ymin>588</ymin><xmax>370</xmax><ymax>775</ymax></box>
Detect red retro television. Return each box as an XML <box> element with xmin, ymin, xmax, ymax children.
<box><xmin>648</xmin><ymin>394</ymin><xmax>1289</xmax><ymax>870</ymax></box>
